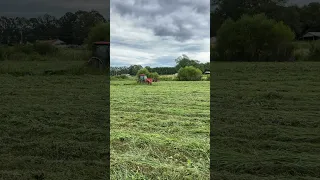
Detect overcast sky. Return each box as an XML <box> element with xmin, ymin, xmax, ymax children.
<box><xmin>110</xmin><ymin>0</ymin><xmax>210</xmax><ymax>67</ymax></box>
<box><xmin>0</xmin><ymin>0</ymin><xmax>109</xmax><ymax>18</ymax></box>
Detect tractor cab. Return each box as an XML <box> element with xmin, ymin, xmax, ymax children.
<box><xmin>138</xmin><ymin>74</ymin><xmax>152</xmax><ymax>85</ymax></box>
<box><xmin>88</xmin><ymin>41</ymin><xmax>110</xmax><ymax>70</ymax></box>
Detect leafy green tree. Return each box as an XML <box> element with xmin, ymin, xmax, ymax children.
<box><xmin>136</xmin><ymin>68</ymin><xmax>150</xmax><ymax>77</ymax></box>
<box><xmin>85</xmin><ymin>22</ymin><xmax>109</xmax><ymax>50</ymax></box>
<box><xmin>149</xmin><ymin>72</ymin><xmax>159</xmax><ymax>79</ymax></box>
<box><xmin>145</xmin><ymin>66</ymin><xmax>152</xmax><ymax>72</ymax></box>
<box><xmin>216</xmin><ymin>14</ymin><xmax>295</xmax><ymax>61</ymax></box>
<box><xmin>177</xmin><ymin>66</ymin><xmax>202</xmax><ymax>81</ymax></box>
<box><xmin>211</xmin><ymin>0</ymin><xmax>289</xmax><ymax>36</ymax></box>
<box><xmin>175</xmin><ymin>54</ymin><xmax>203</xmax><ymax>71</ymax></box>
<box><xmin>129</xmin><ymin>65</ymin><xmax>143</xmax><ymax>75</ymax></box>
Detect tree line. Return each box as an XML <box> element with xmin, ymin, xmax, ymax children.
<box><xmin>0</xmin><ymin>10</ymin><xmax>107</xmax><ymax>45</ymax></box>
<box><xmin>211</xmin><ymin>0</ymin><xmax>320</xmax><ymax>62</ymax></box>
<box><xmin>110</xmin><ymin>55</ymin><xmax>210</xmax><ymax>76</ymax></box>
<box><xmin>211</xmin><ymin>0</ymin><xmax>320</xmax><ymax>38</ymax></box>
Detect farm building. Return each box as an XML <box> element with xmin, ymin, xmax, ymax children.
<box><xmin>204</xmin><ymin>70</ymin><xmax>210</xmax><ymax>74</ymax></box>
<box><xmin>300</xmin><ymin>32</ymin><xmax>320</xmax><ymax>41</ymax></box>
<box><xmin>37</xmin><ymin>39</ymin><xmax>66</xmax><ymax>46</ymax></box>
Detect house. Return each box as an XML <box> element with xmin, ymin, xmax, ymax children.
<box><xmin>300</xmin><ymin>32</ymin><xmax>320</xmax><ymax>41</ymax></box>
<box><xmin>204</xmin><ymin>70</ymin><xmax>210</xmax><ymax>74</ymax></box>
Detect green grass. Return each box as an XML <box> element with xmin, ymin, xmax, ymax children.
<box><xmin>211</xmin><ymin>62</ymin><xmax>320</xmax><ymax>180</ymax></box>
<box><xmin>0</xmin><ymin>60</ymin><xmax>109</xmax><ymax>179</ymax></box>
<box><xmin>110</xmin><ymin>80</ymin><xmax>210</xmax><ymax>179</ymax></box>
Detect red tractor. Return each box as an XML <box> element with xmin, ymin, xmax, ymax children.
<box><xmin>138</xmin><ymin>74</ymin><xmax>153</xmax><ymax>85</ymax></box>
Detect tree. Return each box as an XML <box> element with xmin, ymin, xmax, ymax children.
<box><xmin>177</xmin><ymin>66</ymin><xmax>203</xmax><ymax>81</ymax></box>
<box><xmin>72</xmin><ymin>10</ymin><xmax>106</xmax><ymax>45</ymax></box>
<box><xmin>175</xmin><ymin>54</ymin><xmax>202</xmax><ymax>71</ymax></box>
<box><xmin>85</xmin><ymin>22</ymin><xmax>110</xmax><ymax>50</ymax></box>
<box><xmin>128</xmin><ymin>65</ymin><xmax>143</xmax><ymax>75</ymax></box>
<box><xmin>58</xmin><ymin>12</ymin><xmax>77</xmax><ymax>44</ymax></box>
<box><xmin>145</xmin><ymin>66</ymin><xmax>152</xmax><ymax>72</ymax></box>
<box><xmin>0</xmin><ymin>11</ymin><xmax>107</xmax><ymax>45</ymax></box>
<box><xmin>300</xmin><ymin>3</ymin><xmax>320</xmax><ymax>33</ymax></box>
<box><xmin>136</xmin><ymin>68</ymin><xmax>150</xmax><ymax>77</ymax></box>
<box><xmin>211</xmin><ymin>0</ymin><xmax>288</xmax><ymax>36</ymax></box>
<box><xmin>216</xmin><ymin>14</ymin><xmax>295</xmax><ymax>61</ymax></box>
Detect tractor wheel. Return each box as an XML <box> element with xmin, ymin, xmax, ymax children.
<box><xmin>88</xmin><ymin>57</ymin><xmax>103</xmax><ymax>69</ymax></box>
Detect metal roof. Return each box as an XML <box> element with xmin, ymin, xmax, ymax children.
<box><xmin>302</xmin><ymin>32</ymin><xmax>320</xmax><ymax>38</ymax></box>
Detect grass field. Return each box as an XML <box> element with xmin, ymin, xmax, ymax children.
<box><xmin>110</xmin><ymin>80</ymin><xmax>210</xmax><ymax>179</ymax></box>
<box><xmin>3</xmin><ymin>58</ymin><xmax>319</xmax><ymax>179</ymax></box>
<box><xmin>211</xmin><ymin>62</ymin><xmax>320</xmax><ymax>180</ymax></box>
<box><xmin>0</xmin><ymin>60</ymin><xmax>109</xmax><ymax>179</ymax></box>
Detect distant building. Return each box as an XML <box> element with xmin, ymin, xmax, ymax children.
<box><xmin>37</xmin><ymin>39</ymin><xmax>66</xmax><ymax>46</ymax></box>
<box><xmin>300</xmin><ymin>32</ymin><xmax>320</xmax><ymax>41</ymax></box>
<box><xmin>204</xmin><ymin>70</ymin><xmax>210</xmax><ymax>74</ymax></box>
<box><xmin>121</xmin><ymin>74</ymin><xmax>131</xmax><ymax>76</ymax></box>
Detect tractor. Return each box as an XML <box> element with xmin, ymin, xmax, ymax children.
<box><xmin>87</xmin><ymin>41</ymin><xmax>110</xmax><ymax>70</ymax></box>
<box><xmin>138</xmin><ymin>74</ymin><xmax>153</xmax><ymax>85</ymax></box>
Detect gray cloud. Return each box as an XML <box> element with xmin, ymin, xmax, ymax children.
<box><xmin>112</xmin><ymin>0</ymin><xmax>209</xmax><ymax>42</ymax></box>
<box><xmin>110</xmin><ymin>0</ymin><xmax>210</xmax><ymax>67</ymax></box>
<box><xmin>0</xmin><ymin>0</ymin><xmax>109</xmax><ymax>18</ymax></box>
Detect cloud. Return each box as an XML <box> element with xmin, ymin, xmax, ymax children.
<box><xmin>111</xmin><ymin>0</ymin><xmax>210</xmax><ymax>67</ymax></box>
<box><xmin>0</xmin><ymin>0</ymin><xmax>109</xmax><ymax>18</ymax></box>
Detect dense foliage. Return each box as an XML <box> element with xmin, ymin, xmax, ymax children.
<box><xmin>0</xmin><ymin>10</ymin><xmax>107</xmax><ymax>45</ymax></box>
<box><xmin>216</xmin><ymin>14</ymin><xmax>295</xmax><ymax>61</ymax></box>
<box><xmin>177</xmin><ymin>66</ymin><xmax>203</xmax><ymax>81</ymax></box>
<box><xmin>211</xmin><ymin>1</ymin><xmax>320</xmax><ymax>38</ymax></box>
<box><xmin>211</xmin><ymin>1</ymin><xmax>320</xmax><ymax>61</ymax></box>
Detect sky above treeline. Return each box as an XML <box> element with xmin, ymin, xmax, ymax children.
<box><xmin>110</xmin><ymin>0</ymin><xmax>210</xmax><ymax>67</ymax></box>
<box><xmin>0</xmin><ymin>0</ymin><xmax>109</xmax><ymax>18</ymax></box>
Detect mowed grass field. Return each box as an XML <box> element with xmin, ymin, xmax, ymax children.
<box><xmin>211</xmin><ymin>62</ymin><xmax>320</xmax><ymax>180</ymax></box>
<box><xmin>0</xmin><ymin>61</ymin><xmax>109</xmax><ymax>179</ymax></box>
<box><xmin>110</xmin><ymin>80</ymin><xmax>210</xmax><ymax>179</ymax></box>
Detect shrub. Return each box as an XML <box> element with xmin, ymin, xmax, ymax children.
<box><xmin>293</xmin><ymin>48</ymin><xmax>310</xmax><ymax>61</ymax></box>
<box><xmin>119</xmin><ymin>74</ymin><xmax>129</xmax><ymax>79</ymax></box>
<box><xmin>33</xmin><ymin>42</ymin><xmax>58</xmax><ymax>55</ymax></box>
<box><xmin>27</xmin><ymin>53</ymin><xmax>44</xmax><ymax>61</ymax></box>
<box><xmin>159</xmin><ymin>75</ymin><xmax>177</xmax><ymax>81</ymax></box>
<box><xmin>206</xmin><ymin>74</ymin><xmax>210</xmax><ymax>81</ymax></box>
<box><xmin>0</xmin><ymin>46</ymin><xmax>14</xmax><ymax>60</ymax></box>
<box><xmin>14</xmin><ymin>44</ymin><xmax>34</xmax><ymax>55</ymax></box>
<box><xmin>85</xmin><ymin>23</ymin><xmax>110</xmax><ymax>50</ymax></box>
<box><xmin>177</xmin><ymin>66</ymin><xmax>202</xmax><ymax>81</ymax></box>
<box><xmin>216</xmin><ymin>14</ymin><xmax>295</xmax><ymax>61</ymax></box>
<box><xmin>149</xmin><ymin>72</ymin><xmax>159</xmax><ymax>79</ymax></box>
<box><xmin>9</xmin><ymin>52</ymin><xmax>29</xmax><ymax>61</ymax></box>
<box><xmin>308</xmin><ymin>41</ymin><xmax>320</xmax><ymax>61</ymax></box>
<box><xmin>136</xmin><ymin>68</ymin><xmax>150</xmax><ymax>77</ymax></box>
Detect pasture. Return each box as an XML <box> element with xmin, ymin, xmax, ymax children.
<box><xmin>211</xmin><ymin>62</ymin><xmax>320</xmax><ymax>180</ymax></box>
<box><xmin>110</xmin><ymin>80</ymin><xmax>210</xmax><ymax>179</ymax></box>
<box><xmin>0</xmin><ymin>59</ymin><xmax>109</xmax><ymax>179</ymax></box>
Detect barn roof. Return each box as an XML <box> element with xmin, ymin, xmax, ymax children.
<box><xmin>302</xmin><ymin>32</ymin><xmax>320</xmax><ymax>38</ymax></box>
